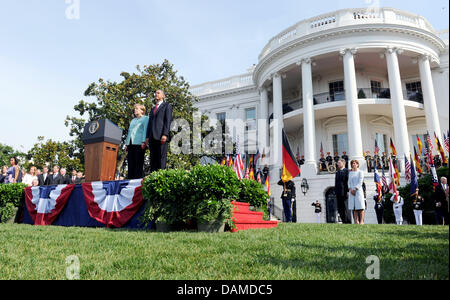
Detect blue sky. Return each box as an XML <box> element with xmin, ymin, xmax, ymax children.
<box><xmin>0</xmin><ymin>0</ymin><xmax>448</xmax><ymax>152</ymax></box>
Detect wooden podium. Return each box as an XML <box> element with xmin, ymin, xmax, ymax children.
<box><xmin>82</xmin><ymin>119</ymin><xmax>123</xmax><ymax>182</ymax></box>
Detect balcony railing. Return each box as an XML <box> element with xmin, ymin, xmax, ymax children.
<box><xmin>357</xmin><ymin>88</ymin><xmax>391</xmax><ymax>99</ymax></box>
<box><xmin>258</xmin><ymin>8</ymin><xmax>438</xmax><ymax>61</ymax></box>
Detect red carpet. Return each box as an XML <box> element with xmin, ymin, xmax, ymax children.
<box><xmin>231</xmin><ymin>201</ymin><xmax>278</xmax><ymax>232</ymax></box>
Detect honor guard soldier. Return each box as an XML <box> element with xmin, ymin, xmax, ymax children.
<box><xmin>373</xmin><ymin>152</ymin><xmax>381</xmax><ymax>169</ymax></box>
<box><xmin>311</xmin><ymin>201</ymin><xmax>322</xmax><ymax>223</ymax></box>
<box><xmin>319</xmin><ymin>154</ymin><xmax>327</xmax><ymax>172</ymax></box>
<box><xmin>381</xmin><ymin>152</ymin><xmax>388</xmax><ymax>170</ymax></box>
<box><xmin>326</xmin><ymin>152</ymin><xmax>333</xmax><ymax>167</ymax></box>
<box><xmin>342</xmin><ymin>152</ymin><xmax>349</xmax><ymax>169</ymax></box>
<box><xmin>373</xmin><ymin>194</ymin><xmax>385</xmax><ymax>225</ymax></box>
<box><xmin>334</xmin><ymin>152</ymin><xmax>340</xmax><ymax>165</ymax></box>
<box><xmin>412</xmin><ymin>188</ymin><xmax>424</xmax><ymax>226</ymax></box>
<box><xmin>278</xmin><ymin>179</ymin><xmax>296</xmax><ymax>223</ymax></box>
<box><xmin>299</xmin><ymin>155</ymin><xmax>305</xmax><ymax>166</ymax></box>
<box><xmin>434</xmin><ymin>155</ymin><xmax>442</xmax><ymax>169</ymax></box>
<box><xmin>365</xmin><ymin>151</ymin><xmax>373</xmax><ymax>172</ymax></box>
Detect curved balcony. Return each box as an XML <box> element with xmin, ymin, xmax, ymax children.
<box><xmin>258</xmin><ymin>7</ymin><xmax>438</xmax><ymax>62</ymax></box>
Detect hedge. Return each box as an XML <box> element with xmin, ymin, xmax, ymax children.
<box><xmin>141</xmin><ymin>165</ymin><xmax>262</xmax><ymax>227</ymax></box>
<box><xmin>0</xmin><ymin>183</ymin><xmax>26</xmax><ymax>223</ymax></box>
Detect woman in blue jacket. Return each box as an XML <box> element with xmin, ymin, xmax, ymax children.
<box><xmin>125</xmin><ymin>104</ymin><xmax>149</xmax><ymax>179</ymax></box>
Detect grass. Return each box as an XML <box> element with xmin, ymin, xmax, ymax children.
<box><xmin>0</xmin><ymin>223</ymin><xmax>448</xmax><ymax>280</ymax></box>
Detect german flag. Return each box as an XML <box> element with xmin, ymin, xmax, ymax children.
<box><xmin>390</xmin><ymin>138</ymin><xmax>397</xmax><ymax>157</ymax></box>
<box><xmin>265</xmin><ymin>175</ymin><xmax>271</xmax><ymax>196</ymax></box>
<box><xmin>393</xmin><ymin>161</ymin><xmax>401</xmax><ymax>187</ymax></box>
<box><xmin>221</xmin><ymin>157</ymin><xmax>226</xmax><ymax>166</ymax></box>
<box><xmin>435</xmin><ymin>132</ymin><xmax>448</xmax><ymax>164</ymax></box>
<box><xmin>416</xmin><ymin>135</ymin><xmax>423</xmax><ymax>156</ymax></box>
<box><xmin>281</xmin><ymin>129</ymin><xmax>301</xmax><ymax>183</ymax></box>
<box><xmin>414</xmin><ymin>147</ymin><xmax>423</xmax><ymax>175</ymax></box>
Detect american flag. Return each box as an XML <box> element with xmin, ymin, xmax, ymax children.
<box><xmin>404</xmin><ymin>155</ymin><xmax>411</xmax><ymax>183</ymax></box>
<box><xmin>374</xmin><ymin>139</ymin><xmax>380</xmax><ymax>155</ymax></box>
<box><xmin>426</xmin><ymin>132</ymin><xmax>434</xmax><ymax>153</ymax></box>
<box><xmin>444</xmin><ymin>131</ymin><xmax>449</xmax><ymax>153</ymax></box>
<box><xmin>381</xmin><ymin>167</ymin><xmax>389</xmax><ymax>194</ymax></box>
<box><xmin>233</xmin><ymin>138</ymin><xmax>244</xmax><ymax>180</ymax></box>
<box><xmin>320</xmin><ymin>142</ymin><xmax>324</xmax><ymax>157</ymax></box>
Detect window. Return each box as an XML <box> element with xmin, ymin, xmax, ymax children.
<box><xmin>329</xmin><ymin>81</ymin><xmax>345</xmax><ymax>101</ymax></box>
<box><xmin>405</xmin><ymin>81</ymin><xmax>423</xmax><ymax>103</ymax></box>
<box><xmin>332</xmin><ymin>133</ymin><xmax>348</xmax><ymax>155</ymax></box>
<box><xmin>371</xmin><ymin>80</ymin><xmax>382</xmax><ymax>98</ymax></box>
<box><xmin>375</xmin><ymin>133</ymin><xmax>387</xmax><ymax>154</ymax></box>
<box><xmin>245</xmin><ymin>108</ymin><xmax>256</xmax><ymax>131</ymax></box>
<box><xmin>216</xmin><ymin>112</ymin><xmax>226</xmax><ymax>122</ymax></box>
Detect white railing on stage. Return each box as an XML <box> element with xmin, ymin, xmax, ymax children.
<box><xmin>190</xmin><ymin>73</ymin><xmax>254</xmax><ymax>97</ymax></box>
<box><xmin>258</xmin><ymin>7</ymin><xmax>439</xmax><ymax>61</ymax></box>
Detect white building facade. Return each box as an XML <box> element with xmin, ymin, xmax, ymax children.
<box><xmin>190</xmin><ymin>8</ymin><xmax>449</xmax><ymax>224</ymax></box>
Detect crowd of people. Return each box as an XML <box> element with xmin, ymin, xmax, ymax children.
<box><xmin>0</xmin><ymin>156</ymin><xmax>85</xmax><ymax>187</ymax></box>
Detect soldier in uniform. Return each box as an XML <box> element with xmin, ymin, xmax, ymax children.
<box><xmin>342</xmin><ymin>152</ymin><xmax>349</xmax><ymax>169</ymax></box>
<box><xmin>326</xmin><ymin>152</ymin><xmax>333</xmax><ymax>168</ymax></box>
<box><xmin>334</xmin><ymin>152</ymin><xmax>340</xmax><ymax>165</ymax></box>
<box><xmin>299</xmin><ymin>155</ymin><xmax>305</xmax><ymax>166</ymax></box>
<box><xmin>278</xmin><ymin>179</ymin><xmax>296</xmax><ymax>223</ymax></box>
<box><xmin>365</xmin><ymin>151</ymin><xmax>373</xmax><ymax>173</ymax></box>
<box><xmin>373</xmin><ymin>152</ymin><xmax>381</xmax><ymax>169</ymax></box>
<box><xmin>381</xmin><ymin>152</ymin><xmax>388</xmax><ymax>170</ymax></box>
<box><xmin>412</xmin><ymin>188</ymin><xmax>424</xmax><ymax>226</ymax></box>
<box><xmin>311</xmin><ymin>201</ymin><xmax>322</xmax><ymax>224</ymax></box>
<box><xmin>391</xmin><ymin>192</ymin><xmax>404</xmax><ymax>225</ymax></box>
<box><xmin>434</xmin><ymin>155</ymin><xmax>442</xmax><ymax>169</ymax></box>
<box><xmin>319</xmin><ymin>154</ymin><xmax>327</xmax><ymax>172</ymax></box>
<box><xmin>373</xmin><ymin>194</ymin><xmax>385</xmax><ymax>225</ymax></box>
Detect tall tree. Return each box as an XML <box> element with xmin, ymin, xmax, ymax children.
<box><xmin>65</xmin><ymin>60</ymin><xmax>213</xmax><ymax>175</ymax></box>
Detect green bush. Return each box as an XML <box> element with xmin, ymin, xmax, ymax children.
<box><xmin>188</xmin><ymin>165</ymin><xmax>240</xmax><ymax>225</ymax></box>
<box><xmin>141</xmin><ymin>168</ymin><xmax>191</xmax><ymax>225</ymax></box>
<box><xmin>239</xmin><ymin>178</ymin><xmax>269</xmax><ymax>209</ymax></box>
<box><xmin>141</xmin><ymin>165</ymin><xmax>241</xmax><ymax>228</ymax></box>
<box><xmin>0</xmin><ymin>183</ymin><xmax>26</xmax><ymax>223</ymax></box>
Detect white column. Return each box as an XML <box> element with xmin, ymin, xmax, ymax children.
<box><xmin>272</xmin><ymin>73</ymin><xmax>284</xmax><ymax>174</ymax></box>
<box><xmin>386</xmin><ymin>47</ymin><xmax>411</xmax><ymax>173</ymax></box>
<box><xmin>418</xmin><ymin>54</ymin><xmax>443</xmax><ymax>146</ymax></box>
<box><xmin>341</xmin><ymin>48</ymin><xmax>365</xmax><ymax>168</ymax></box>
<box><xmin>299</xmin><ymin>58</ymin><xmax>317</xmax><ymax>177</ymax></box>
<box><xmin>258</xmin><ymin>87</ymin><xmax>270</xmax><ymax>157</ymax></box>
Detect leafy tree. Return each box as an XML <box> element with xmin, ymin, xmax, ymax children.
<box><xmin>65</xmin><ymin>60</ymin><xmax>214</xmax><ymax>175</ymax></box>
<box><xmin>26</xmin><ymin>137</ymin><xmax>83</xmax><ymax>172</ymax></box>
<box><xmin>0</xmin><ymin>143</ymin><xmax>26</xmax><ymax>168</ymax></box>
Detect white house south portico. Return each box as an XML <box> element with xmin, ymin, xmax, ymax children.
<box><xmin>190</xmin><ymin>8</ymin><xmax>449</xmax><ymax>224</ymax></box>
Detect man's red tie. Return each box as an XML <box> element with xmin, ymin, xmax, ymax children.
<box><xmin>154</xmin><ymin>104</ymin><xmax>159</xmax><ymax>116</ymax></box>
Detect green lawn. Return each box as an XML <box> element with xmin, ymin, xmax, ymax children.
<box><xmin>0</xmin><ymin>223</ymin><xmax>448</xmax><ymax>280</ymax></box>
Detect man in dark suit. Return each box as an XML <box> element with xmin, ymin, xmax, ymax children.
<box><xmin>335</xmin><ymin>159</ymin><xmax>351</xmax><ymax>224</ymax></box>
<box><xmin>38</xmin><ymin>166</ymin><xmax>51</xmax><ymax>186</ymax></box>
<box><xmin>434</xmin><ymin>177</ymin><xmax>449</xmax><ymax>225</ymax></box>
<box><xmin>48</xmin><ymin>165</ymin><xmax>63</xmax><ymax>185</ymax></box>
<box><xmin>60</xmin><ymin>168</ymin><xmax>71</xmax><ymax>184</ymax></box>
<box><xmin>146</xmin><ymin>89</ymin><xmax>173</xmax><ymax>173</ymax></box>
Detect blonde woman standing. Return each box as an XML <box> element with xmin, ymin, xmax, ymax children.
<box><xmin>125</xmin><ymin>104</ymin><xmax>149</xmax><ymax>179</ymax></box>
<box><xmin>348</xmin><ymin>160</ymin><xmax>366</xmax><ymax>225</ymax></box>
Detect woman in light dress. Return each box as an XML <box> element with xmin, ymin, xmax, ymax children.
<box><xmin>22</xmin><ymin>166</ymin><xmax>38</xmax><ymax>187</ymax></box>
<box><xmin>348</xmin><ymin>160</ymin><xmax>366</xmax><ymax>225</ymax></box>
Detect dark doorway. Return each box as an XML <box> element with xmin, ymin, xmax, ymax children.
<box><xmin>325</xmin><ymin>188</ymin><xmax>338</xmax><ymax>223</ymax></box>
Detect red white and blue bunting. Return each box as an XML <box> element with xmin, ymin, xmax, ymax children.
<box><xmin>25</xmin><ymin>184</ymin><xmax>75</xmax><ymax>226</ymax></box>
<box><xmin>82</xmin><ymin>179</ymin><xmax>144</xmax><ymax>228</ymax></box>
